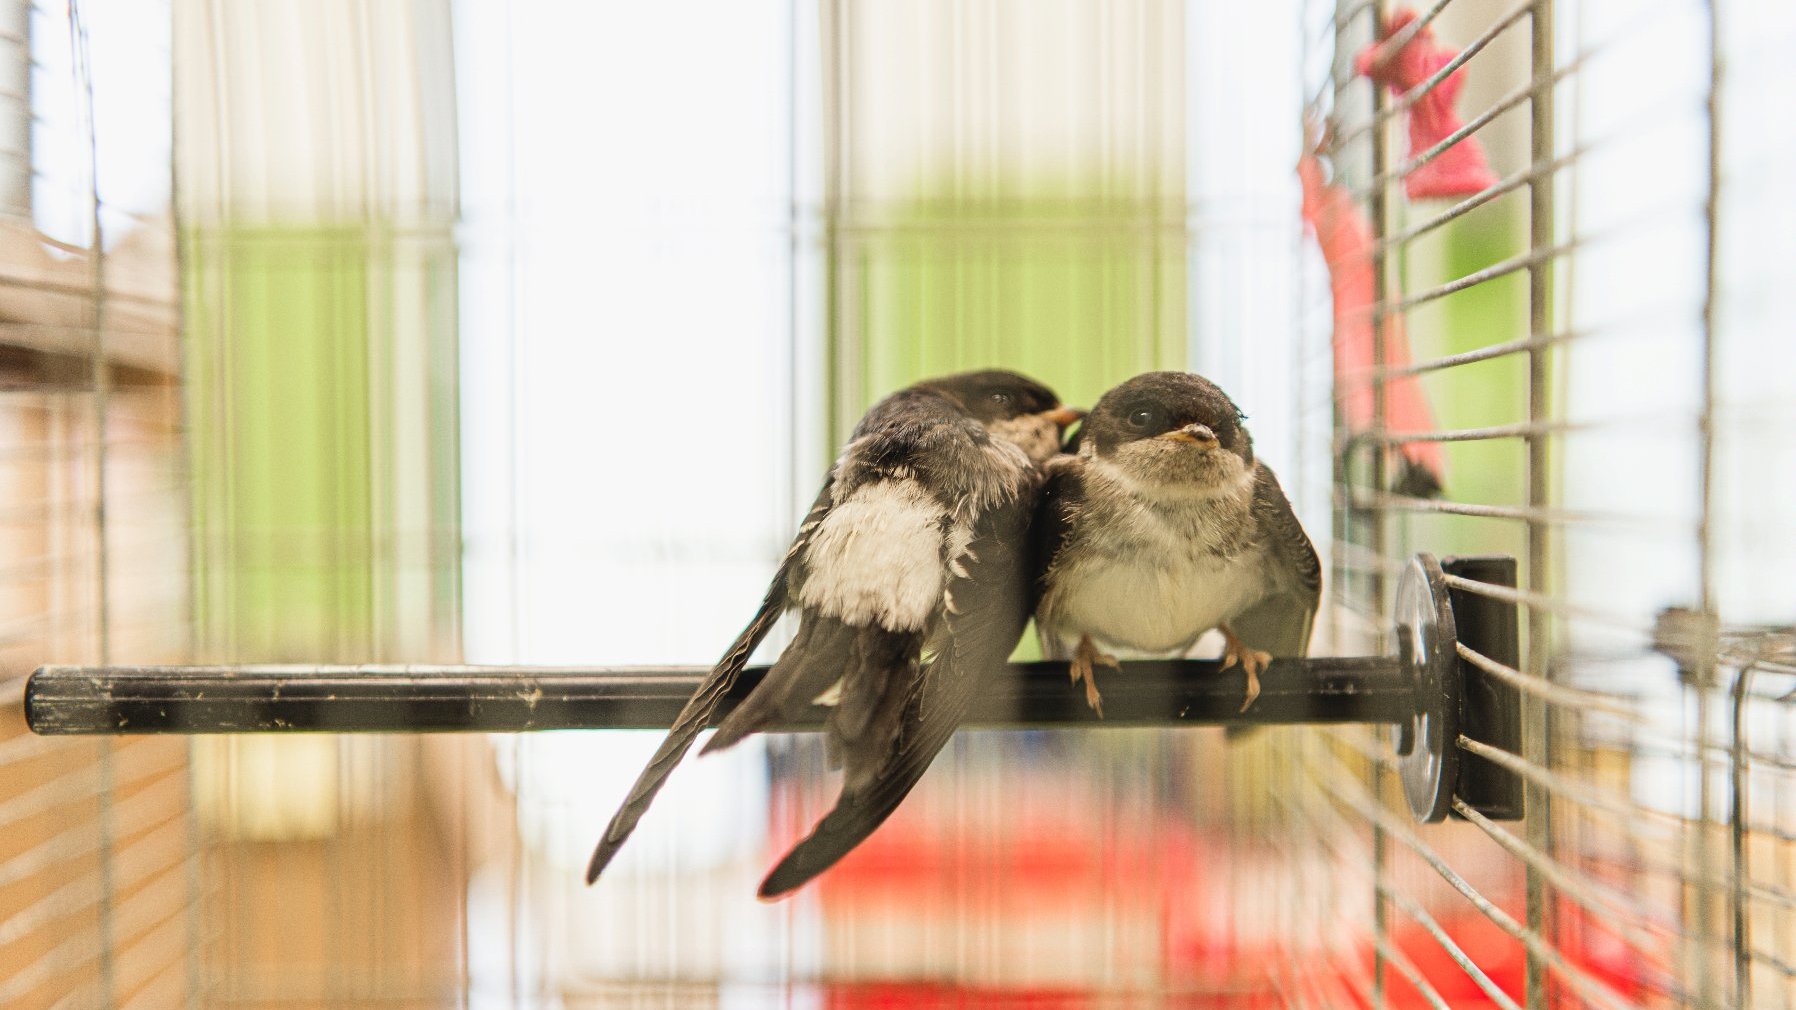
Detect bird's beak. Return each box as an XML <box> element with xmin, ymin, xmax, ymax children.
<box><xmin>1042</xmin><ymin>406</ymin><xmax>1085</xmax><ymax>428</ymax></box>
<box><xmin>1159</xmin><ymin>424</ymin><xmax>1217</xmax><ymax>446</ymax></box>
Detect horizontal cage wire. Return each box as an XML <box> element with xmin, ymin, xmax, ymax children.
<box><xmin>4</xmin><ymin>0</ymin><xmax>1795</xmax><ymax>1007</ymax></box>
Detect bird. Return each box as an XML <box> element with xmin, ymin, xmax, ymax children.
<box><xmin>1033</xmin><ymin>371</ymin><xmax>1320</xmax><ymax>717</ymax></box>
<box><xmin>586</xmin><ymin>369</ymin><xmax>1080</xmax><ymax>898</ymax></box>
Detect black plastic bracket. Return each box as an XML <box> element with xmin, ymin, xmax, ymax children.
<box><xmin>1444</xmin><ymin>555</ymin><xmax>1524</xmax><ymax>821</ymax></box>
<box><xmin>22</xmin><ymin>552</ymin><xmax>1525</xmax><ymax>823</ymax></box>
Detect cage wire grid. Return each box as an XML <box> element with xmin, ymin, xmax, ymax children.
<box><xmin>1301</xmin><ymin>0</ymin><xmax>1796</xmax><ymax>1007</ymax></box>
<box><xmin>3</xmin><ymin>0</ymin><xmax>1796</xmax><ymax>1007</ymax></box>
<box><xmin>0</xmin><ymin>0</ymin><xmax>191</xmax><ymax>1007</ymax></box>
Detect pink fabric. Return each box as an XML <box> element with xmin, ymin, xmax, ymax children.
<box><xmin>1355</xmin><ymin>10</ymin><xmax>1499</xmax><ymax>201</ymax></box>
<box><xmin>1299</xmin><ymin>147</ymin><xmax>1446</xmax><ymax>486</ymax></box>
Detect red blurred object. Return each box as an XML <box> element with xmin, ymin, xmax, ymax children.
<box><xmin>1299</xmin><ymin>142</ymin><xmax>1446</xmax><ymax>493</ymax></box>
<box><xmin>1354</xmin><ymin>9</ymin><xmax>1500</xmax><ymax>201</ymax></box>
<box><xmin>825</xmin><ymin>983</ymin><xmax>1282</xmax><ymax>1010</ymax></box>
<box><xmin>824</xmin><ymin>983</ymin><xmax>1088</xmax><ymax>1010</ymax></box>
<box><xmin>782</xmin><ymin>780</ymin><xmax>1662</xmax><ymax>1007</ymax></box>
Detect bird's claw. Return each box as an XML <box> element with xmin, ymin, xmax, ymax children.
<box><xmin>1238</xmin><ymin>665</ymin><xmax>1263</xmax><ymax>713</ymax></box>
<box><xmin>1071</xmin><ymin>636</ymin><xmax>1117</xmax><ymax>717</ymax></box>
<box><xmin>1219</xmin><ymin>629</ymin><xmax>1271</xmax><ymax>713</ymax></box>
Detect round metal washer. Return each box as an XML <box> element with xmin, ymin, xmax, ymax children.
<box><xmin>1394</xmin><ymin>553</ymin><xmax>1460</xmax><ymax>822</ymax></box>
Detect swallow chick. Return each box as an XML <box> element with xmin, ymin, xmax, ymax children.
<box><xmin>587</xmin><ymin>369</ymin><xmax>1079</xmax><ymax>898</ymax></box>
<box><xmin>1034</xmin><ymin>371</ymin><xmax>1320</xmax><ymax>715</ymax></box>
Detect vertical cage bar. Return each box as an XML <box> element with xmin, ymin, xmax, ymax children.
<box><xmin>169</xmin><ymin>5</ymin><xmax>202</xmax><ymax>1006</ymax></box>
<box><xmin>819</xmin><ymin>0</ymin><xmax>846</xmax><ymax>445</ymax></box>
<box><xmin>70</xmin><ymin>1</ymin><xmax>120</xmax><ymax>1004</ymax></box>
<box><xmin>1365</xmin><ymin>7</ymin><xmax>1391</xmax><ymax>634</ymax></box>
<box><xmin>1364</xmin><ymin>5</ymin><xmax>1393</xmax><ymax>999</ymax></box>
<box><xmin>1731</xmin><ymin>666</ymin><xmax>1751</xmax><ymax>1007</ymax></box>
<box><xmin>1366</xmin><ymin>1</ymin><xmax>1392</xmax><ymax>1001</ymax></box>
<box><xmin>0</xmin><ymin>0</ymin><xmax>27</xmax><ymax>218</ymax></box>
<box><xmin>1696</xmin><ymin>1</ymin><xmax>1726</xmax><ymax>1006</ymax></box>
<box><xmin>1523</xmin><ymin>2</ymin><xmax>1555</xmax><ymax>1008</ymax></box>
<box><xmin>183</xmin><ymin>779</ymin><xmax>203</xmax><ymax>1010</ymax></box>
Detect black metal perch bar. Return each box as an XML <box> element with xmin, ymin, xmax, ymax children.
<box><xmin>27</xmin><ymin>657</ymin><xmax>1410</xmax><ymax>734</ymax></box>
<box><xmin>24</xmin><ymin>554</ymin><xmax>1523</xmax><ymax>824</ymax></box>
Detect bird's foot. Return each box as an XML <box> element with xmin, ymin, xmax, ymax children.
<box><xmin>1071</xmin><ymin>636</ymin><xmax>1119</xmax><ymax>718</ymax></box>
<box><xmin>1218</xmin><ymin>626</ymin><xmax>1272</xmax><ymax>713</ymax></box>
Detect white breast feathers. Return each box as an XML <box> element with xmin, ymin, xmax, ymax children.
<box><xmin>1049</xmin><ymin>547</ymin><xmax>1267</xmax><ymax>653</ymax></box>
<box><xmin>795</xmin><ymin>479</ymin><xmax>952</xmax><ymax>632</ymax></box>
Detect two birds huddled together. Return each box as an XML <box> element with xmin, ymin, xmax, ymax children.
<box><xmin>586</xmin><ymin>369</ymin><xmax>1320</xmax><ymax>899</ymax></box>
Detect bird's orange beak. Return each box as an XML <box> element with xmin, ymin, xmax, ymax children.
<box><xmin>1042</xmin><ymin>406</ymin><xmax>1085</xmax><ymax>428</ymax></box>
<box><xmin>1158</xmin><ymin>424</ymin><xmax>1217</xmax><ymax>445</ymax></box>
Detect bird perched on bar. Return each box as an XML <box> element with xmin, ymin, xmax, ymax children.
<box><xmin>1033</xmin><ymin>372</ymin><xmax>1320</xmax><ymax>716</ymax></box>
<box><xmin>586</xmin><ymin>369</ymin><xmax>1080</xmax><ymax>898</ymax></box>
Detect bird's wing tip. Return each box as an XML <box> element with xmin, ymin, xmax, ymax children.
<box><xmin>699</xmin><ymin>724</ymin><xmax>750</xmax><ymax>757</ymax></box>
<box><xmin>758</xmin><ymin>822</ymin><xmax>862</xmax><ymax>898</ymax></box>
<box><xmin>756</xmin><ymin>864</ymin><xmax>808</xmax><ymax>901</ymax></box>
<box><xmin>584</xmin><ymin>846</ymin><xmax>613</xmax><ymax>886</ymax></box>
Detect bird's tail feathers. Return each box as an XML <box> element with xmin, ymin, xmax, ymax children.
<box><xmin>756</xmin><ymin>635</ymin><xmax>979</xmax><ymax>899</ymax></box>
<box><xmin>702</xmin><ymin>615</ymin><xmax>854</xmax><ymax>755</ymax></box>
<box><xmin>703</xmin><ymin>614</ymin><xmax>921</xmax><ymax>761</ymax></box>
<box><xmin>760</xmin><ymin>504</ymin><xmax>1033</xmax><ymax>899</ymax></box>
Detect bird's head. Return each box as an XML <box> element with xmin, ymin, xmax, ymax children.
<box><xmin>1082</xmin><ymin>371</ymin><xmax>1254</xmax><ymax>493</ymax></box>
<box><xmin>915</xmin><ymin>369</ymin><xmax>1083</xmax><ymax>464</ymax></box>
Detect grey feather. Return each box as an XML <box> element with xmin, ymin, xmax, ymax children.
<box><xmin>588</xmin><ymin>370</ymin><xmax>1062</xmax><ymax>892</ymax></box>
<box><xmin>758</xmin><ymin>483</ymin><xmax>1037</xmax><ymax>898</ymax></box>
<box><xmin>1030</xmin><ymin>456</ymin><xmax>1083</xmax><ymax>658</ymax></box>
<box><xmin>701</xmin><ymin>617</ymin><xmax>858</xmax><ymax>754</ymax></box>
<box><xmin>1228</xmin><ymin>463</ymin><xmax>1321</xmax><ymax>658</ymax></box>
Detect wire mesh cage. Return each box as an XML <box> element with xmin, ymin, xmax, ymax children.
<box><xmin>1298</xmin><ymin>0</ymin><xmax>1796</xmax><ymax>1006</ymax></box>
<box><xmin>0</xmin><ymin>0</ymin><xmax>189</xmax><ymax>1006</ymax></box>
<box><xmin>2</xmin><ymin>0</ymin><xmax>1793</xmax><ymax>1007</ymax></box>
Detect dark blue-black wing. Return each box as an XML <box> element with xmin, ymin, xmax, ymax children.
<box><xmin>1027</xmin><ymin>457</ymin><xmax>1084</xmax><ymax>659</ymax></box>
<box><xmin>1228</xmin><ymin>462</ymin><xmax>1321</xmax><ymax>658</ymax></box>
<box><xmin>756</xmin><ymin>476</ymin><xmax>1038</xmax><ymax>898</ymax></box>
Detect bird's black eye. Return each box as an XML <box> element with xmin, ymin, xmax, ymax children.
<box><xmin>1126</xmin><ymin>407</ymin><xmax>1158</xmax><ymax>430</ymax></box>
<box><xmin>988</xmin><ymin>391</ymin><xmax>1013</xmax><ymax>408</ymax></box>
